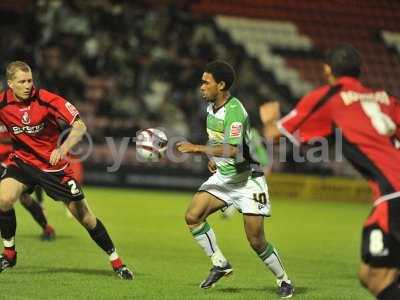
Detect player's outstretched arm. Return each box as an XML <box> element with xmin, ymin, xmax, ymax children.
<box><xmin>259</xmin><ymin>101</ymin><xmax>282</xmax><ymax>142</ymax></box>
<box><xmin>49</xmin><ymin>118</ymin><xmax>87</xmax><ymax>165</ymax></box>
<box><xmin>176</xmin><ymin>142</ymin><xmax>238</xmax><ymax>158</ymax></box>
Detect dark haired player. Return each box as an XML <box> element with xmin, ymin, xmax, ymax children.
<box><xmin>0</xmin><ymin>61</ymin><xmax>133</xmax><ymax>280</ymax></box>
<box><xmin>261</xmin><ymin>44</ymin><xmax>400</xmax><ymax>300</ymax></box>
<box><xmin>177</xmin><ymin>61</ymin><xmax>294</xmax><ymax>298</ymax></box>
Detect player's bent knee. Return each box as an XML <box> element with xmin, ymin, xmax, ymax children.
<box><xmin>358</xmin><ymin>265</ymin><xmax>395</xmax><ymax>295</ymax></box>
<box><xmin>358</xmin><ymin>267</ymin><xmax>369</xmax><ymax>288</ymax></box>
<box><xmin>185</xmin><ymin>211</ymin><xmax>202</xmax><ymax>226</ymax></box>
<box><xmin>0</xmin><ymin>179</ymin><xmax>25</xmax><ymax>210</ymax></box>
<box><xmin>362</xmin><ymin>276</ymin><xmax>381</xmax><ymax>294</ymax></box>
<box><xmin>0</xmin><ymin>194</ymin><xmax>18</xmax><ymax>210</ymax></box>
<box><xmin>358</xmin><ymin>266</ymin><xmax>379</xmax><ymax>292</ymax></box>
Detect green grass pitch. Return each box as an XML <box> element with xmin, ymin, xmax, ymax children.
<box><xmin>1</xmin><ymin>187</ymin><xmax>373</xmax><ymax>300</ymax></box>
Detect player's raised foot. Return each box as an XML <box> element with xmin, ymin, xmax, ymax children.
<box><xmin>200</xmin><ymin>263</ymin><xmax>233</xmax><ymax>289</ymax></box>
<box><xmin>0</xmin><ymin>250</ymin><xmax>17</xmax><ymax>273</ymax></box>
<box><xmin>41</xmin><ymin>224</ymin><xmax>56</xmax><ymax>241</ymax></box>
<box><xmin>277</xmin><ymin>280</ymin><xmax>294</xmax><ymax>298</ymax></box>
<box><xmin>114</xmin><ymin>265</ymin><xmax>134</xmax><ymax>280</ymax></box>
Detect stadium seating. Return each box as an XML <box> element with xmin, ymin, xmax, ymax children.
<box><xmin>216</xmin><ymin>16</ymin><xmax>315</xmax><ymax>97</ymax></box>
<box><xmin>193</xmin><ymin>0</ymin><xmax>400</xmax><ymax>96</ymax></box>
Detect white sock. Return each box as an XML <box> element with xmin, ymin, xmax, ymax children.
<box><xmin>191</xmin><ymin>222</ymin><xmax>228</xmax><ymax>267</ymax></box>
<box><xmin>109</xmin><ymin>250</ymin><xmax>119</xmax><ymax>261</ymax></box>
<box><xmin>3</xmin><ymin>237</ymin><xmax>15</xmax><ymax>248</ymax></box>
<box><xmin>211</xmin><ymin>248</ymin><xmax>228</xmax><ymax>267</ymax></box>
<box><xmin>258</xmin><ymin>244</ymin><xmax>288</xmax><ymax>282</ymax></box>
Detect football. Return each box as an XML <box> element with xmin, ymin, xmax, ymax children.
<box><xmin>136</xmin><ymin>128</ymin><xmax>168</xmax><ymax>161</ymax></box>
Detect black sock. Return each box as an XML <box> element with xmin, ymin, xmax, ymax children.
<box><xmin>34</xmin><ymin>186</ymin><xmax>44</xmax><ymax>203</ymax></box>
<box><xmin>377</xmin><ymin>281</ymin><xmax>400</xmax><ymax>300</ymax></box>
<box><xmin>0</xmin><ymin>208</ymin><xmax>16</xmax><ymax>244</ymax></box>
<box><xmin>87</xmin><ymin>219</ymin><xmax>115</xmax><ymax>255</ymax></box>
<box><xmin>21</xmin><ymin>199</ymin><xmax>47</xmax><ymax>228</ymax></box>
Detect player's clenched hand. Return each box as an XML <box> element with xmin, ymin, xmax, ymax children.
<box><xmin>50</xmin><ymin>148</ymin><xmax>65</xmax><ymax>165</ymax></box>
<box><xmin>176</xmin><ymin>142</ymin><xmax>198</xmax><ymax>153</ymax></box>
<box><xmin>208</xmin><ymin>160</ymin><xmax>217</xmax><ymax>173</ymax></box>
<box><xmin>259</xmin><ymin>101</ymin><xmax>281</xmax><ymax>124</ymax></box>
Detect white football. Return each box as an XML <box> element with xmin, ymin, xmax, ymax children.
<box><xmin>136</xmin><ymin>128</ymin><xmax>168</xmax><ymax>161</ymax></box>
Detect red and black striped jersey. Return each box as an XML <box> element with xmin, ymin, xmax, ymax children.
<box><xmin>278</xmin><ymin>76</ymin><xmax>400</xmax><ymax>202</ymax></box>
<box><xmin>0</xmin><ymin>87</ymin><xmax>79</xmax><ymax>172</ymax></box>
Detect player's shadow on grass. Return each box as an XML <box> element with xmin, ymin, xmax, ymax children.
<box><xmin>15</xmin><ymin>265</ymin><xmax>143</xmax><ymax>277</ymax></box>
<box><xmin>217</xmin><ymin>286</ymin><xmax>309</xmax><ymax>295</ymax></box>
<box><xmin>19</xmin><ymin>233</ymin><xmax>75</xmax><ymax>240</ymax></box>
<box><xmin>16</xmin><ymin>267</ymin><xmax>131</xmax><ymax>278</ymax></box>
<box><xmin>14</xmin><ymin>267</ymin><xmax>111</xmax><ymax>277</ymax></box>
<box><xmin>35</xmin><ymin>268</ymin><xmax>112</xmax><ymax>277</ymax></box>
<box><xmin>32</xmin><ymin>267</ymin><xmax>144</xmax><ymax>277</ymax></box>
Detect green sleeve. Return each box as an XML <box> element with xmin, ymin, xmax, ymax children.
<box><xmin>250</xmin><ymin>128</ymin><xmax>269</xmax><ymax>167</ymax></box>
<box><xmin>224</xmin><ymin>107</ymin><xmax>247</xmax><ymax>145</ymax></box>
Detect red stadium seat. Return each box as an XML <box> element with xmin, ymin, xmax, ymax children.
<box><xmin>192</xmin><ymin>0</ymin><xmax>400</xmax><ymax>96</ymax></box>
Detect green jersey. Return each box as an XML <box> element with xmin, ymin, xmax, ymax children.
<box><xmin>206</xmin><ymin>96</ymin><xmax>262</xmax><ymax>182</ymax></box>
<box><xmin>250</xmin><ymin>127</ymin><xmax>269</xmax><ymax>168</ymax></box>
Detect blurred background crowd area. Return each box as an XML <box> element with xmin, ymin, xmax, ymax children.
<box><xmin>1</xmin><ymin>0</ymin><xmax>400</xmax><ymax>177</ymax></box>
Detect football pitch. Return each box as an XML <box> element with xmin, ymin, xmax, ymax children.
<box><xmin>2</xmin><ymin>187</ymin><xmax>373</xmax><ymax>300</ymax></box>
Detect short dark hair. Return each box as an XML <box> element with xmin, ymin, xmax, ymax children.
<box><xmin>204</xmin><ymin>60</ymin><xmax>235</xmax><ymax>91</ymax></box>
<box><xmin>325</xmin><ymin>44</ymin><xmax>362</xmax><ymax>78</ymax></box>
<box><xmin>6</xmin><ymin>61</ymin><xmax>31</xmax><ymax>80</ymax></box>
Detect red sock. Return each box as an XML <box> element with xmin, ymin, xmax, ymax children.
<box><xmin>111</xmin><ymin>258</ymin><xmax>123</xmax><ymax>269</ymax></box>
<box><xmin>3</xmin><ymin>248</ymin><xmax>16</xmax><ymax>259</ymax></box>
<box><xmin>44</xmin><ymin>224</ymin><xmax>54</xmax><ymax>232</ymax></box>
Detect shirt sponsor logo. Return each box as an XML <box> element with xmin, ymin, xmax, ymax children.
<box><xmin>341</xmin><ymin>91</ymin><xmax>389</xmax><ymax>106</ymax></box>
<box><xmin>12</xmin><ymin>123</ymin><xmax>44</xmax><ymax>135</ymax></box>
<box><xmin>230</xmin><ymin>122</ymin><xmax>242</xmax><ymax>137</ymax></box>
<box><xmin>21</xmin><ymin>111</ymin><xmax>30</xmax><ymax>125</ymax></box>
<box><xmin>65</xmin><ymin>102</ymin><xmax>79</xmax><ymax>117</ymax></box>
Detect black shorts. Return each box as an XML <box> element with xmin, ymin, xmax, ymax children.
<box><xmin>361</xmin><ymin>198</ymin><xmax>400</xmax><ymax>268</ymax></box>
<box><xmin>1</xmin><ymin>158</ymin><xmax>84</xmax><ymax>202</ymax></box>
<box><xmin>0</xmin><ymin>163</ymin><xmax>35</xmax><ymax>194</ymax></box>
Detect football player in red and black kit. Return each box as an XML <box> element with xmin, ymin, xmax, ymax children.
<box><xmin>0</xmin><ymin>61</ymin><xmax>133</xmax><ymax>280</ymax></box>
<box><xmin>0</xmin><ymin>123</ymin><xmax>55</xmax><ymax>240</ymax></box>
<box><xmin>261</xmin><ymin>45</ymin><xmax>400</xmax><ymax>299</ymax></box>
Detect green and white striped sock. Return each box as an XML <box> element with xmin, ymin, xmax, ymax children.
<box><xmin>258</xmin><ymin>243</ymin><xmax>288</xmax><ymax>282</ymax></box>
<box><xmin>190</xmin><ymin>222</ymin><xmax>227</xmax><ymax>267</ymax></box>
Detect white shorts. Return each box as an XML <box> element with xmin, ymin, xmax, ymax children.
<box><xmin>198</xmin><ymin>173</ymin><xmax>271</xmax><ymax>216</ymax></box>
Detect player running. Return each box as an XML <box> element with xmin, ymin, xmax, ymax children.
<box><xmin>0</xmin><ymin>122</ymin><xmax>55</xmax><ymax>240</ymax></box>
<box><xmin>0</xmin><ymin>61</ymin><xmax>133</xmax><ymax>280</ymax></box>
<box><xmin>177</xmin><ymin>61</ymin><xmax>294</xmax><ymax>298</ymax></box>
<box><xmin>261</xmin><ymin>44</ymin><xmax>400</xmax><ymax>300</ymax></box>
